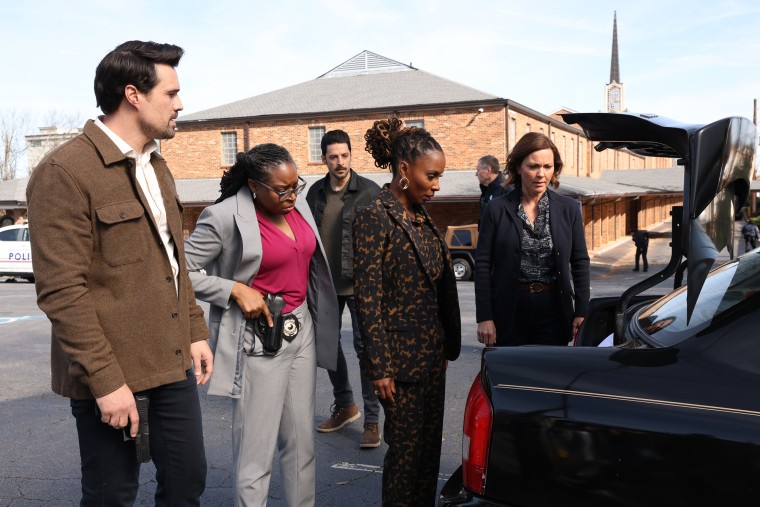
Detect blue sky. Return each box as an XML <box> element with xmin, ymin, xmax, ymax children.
<box><xmin>2</xmin><ymin>0</ymin><xmax>759</xmax><ymax>129</ymax></box>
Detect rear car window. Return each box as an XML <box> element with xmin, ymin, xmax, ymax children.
<box><xmin>636</xmin><ymin>250</ymin><xmax>760</xmax><ymax>346</ymax></box>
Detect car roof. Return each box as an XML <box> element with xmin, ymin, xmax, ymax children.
<box><xmin>0</xmin><ymin>224</ymin><xmax>28</xmax><ymax>232</ymax></box>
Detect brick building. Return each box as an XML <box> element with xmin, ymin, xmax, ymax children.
<box><xmin>162</xmin><ymin>50</ymin><xmax>679</xmax><ymax>253</ymax></box>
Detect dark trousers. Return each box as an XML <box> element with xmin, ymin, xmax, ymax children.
<box><xmin>70</xmin><ymin>369</ymin><xmax>206</xmax><ymax>506</ymax></box>
<box><xmin>745</xmin><ymin>236</ymin><xmax>757</xmax><ymax>252</ymax></box>
<box><xmin>635</xmin><ymin>246</ymin><xmax>649</xmax><ymax>271</ymax></box>
<box><xmin>327</xmin><ymin>295</ymin><xmax>381</xmax><ymax>423</ymax></box>
<box><xmin>380</xmin><ymin>359</ymin><xmax>446</xmax><ymax>507</ymax></box>
<box><xmin>503</xmin><ymin>289</ymin><xmax>568</xmax><ymax>346</ymax></box>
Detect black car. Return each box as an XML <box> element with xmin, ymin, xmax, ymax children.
<box><xmin>440</xmin><ymin>113</ymin><xmax>759</xmax><ymax>506</ymax></box>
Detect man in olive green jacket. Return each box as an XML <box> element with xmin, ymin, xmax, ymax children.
<box><xmin>27</xmin><ymin>41</ymin><xmax>212</xmax><ymax>505</ymax></box>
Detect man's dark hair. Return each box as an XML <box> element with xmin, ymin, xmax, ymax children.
<box><xmin>94</xmin><ymin>40</ymin><xmax>184</xmax><ymax>115</ymax></box>
<box><xmin>478</xmin><ymin>155</ymin><xmax>500</xmax><ymax>174</ymax></box>
<box><xmin>321</xmin><ymin>130</ymin><xmax>352</xmax><ymax>156</ymax></box>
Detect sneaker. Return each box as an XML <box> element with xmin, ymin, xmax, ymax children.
<box><xmin>360</xmin><ymin>423</ymin><xmax>381</xmax><ymax>449</ymax></box>
<box><xmin>317</xmin><ymin>403</ymin><xmax>360</xmax><ymax>433</ymax></box>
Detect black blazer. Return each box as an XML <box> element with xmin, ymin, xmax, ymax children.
<box><xmin>353</xmin><ymin>187</ymin><xmax>461</xmax><ymax>382</ymax></box>
<box><xmin>475</xmin><ymin>188</ymin><xmax>590</xmax><ymax>344</ymax></box>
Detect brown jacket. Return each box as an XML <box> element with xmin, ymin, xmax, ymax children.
<box><xmin>27</xmin><ymin>120</ymin><xmax>209</xmax><ymax>400</ymax></box>
<box><xmin>353</xmin><ymin>187</ymin><xmax>461</xmax><ymax>382</ymax></box>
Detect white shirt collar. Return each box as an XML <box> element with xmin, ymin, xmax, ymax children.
<box><xmin>94</xmin><ymin>117</ymin><xmax>158</xmax><ymax>158</ymax></box>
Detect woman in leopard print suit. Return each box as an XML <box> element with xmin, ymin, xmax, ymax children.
<box><xmin>353</xmin><ymin>118</ymin><xmax>461</xmax><ymax>506</ymax></box>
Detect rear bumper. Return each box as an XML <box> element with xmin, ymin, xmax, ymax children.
<box><xmin>438</xmin><ymin>467</ymin><xmax>510</xmax><ymax>507</ymax></box>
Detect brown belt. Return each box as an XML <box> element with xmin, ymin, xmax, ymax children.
<box><xmin>518</xmin><ymin>282</ymin><xmax>557</xmax><ymax>293</ymax></box>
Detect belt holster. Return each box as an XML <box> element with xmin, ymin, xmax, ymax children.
<box><xmin>253</xmin><ymin>293</ymin><xmax>301</xmax><ymax>356</ymax></box>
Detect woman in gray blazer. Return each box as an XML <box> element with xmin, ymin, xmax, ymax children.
<box><xmin>475</xmin><ymin>133</ymin><xmax>590</xmax><ymax>347</ymax></box>
<box><xmin>184</xmin><ymin>144</ymin><xmax>339</xmax><ymax>507</ymax></box>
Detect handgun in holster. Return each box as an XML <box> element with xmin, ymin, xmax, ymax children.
<box><xmin>253</xmin><ymin>293</ymin><xmax>301</xmax><ymax>355</ymax></box>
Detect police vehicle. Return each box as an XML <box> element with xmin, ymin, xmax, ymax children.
<box><xmin>0</xmin><ymin>224</ymin><xmax>33</xmax><ymax>282</ymax></box>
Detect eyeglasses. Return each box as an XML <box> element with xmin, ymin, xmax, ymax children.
<box><xmin>251</xmin><ymin>176</ymin><xmax>307</xmax><ymax>202</ymax></box>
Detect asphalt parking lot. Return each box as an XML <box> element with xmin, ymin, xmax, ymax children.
<box><xmin>0</xmin><ymin>218</ymin><xmax>744</xmax><ymax>505</ymax></box>
<box><xmin>1</xmin><ymin>279</ymin><xmax>481</xmax><ymax>506</ymax></box>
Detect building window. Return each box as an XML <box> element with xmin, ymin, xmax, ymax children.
<box><xmin>405</xmin><ymin>119</ymin><xmax>424</xmax><ymax>129</ymax></box>
<box><xmin>569</xmin><ymin>139</ymin><xmax>574</xmax><ymax>169</ymax></box>
<box><xmin>526</xmin><ymin>123</ymin><xmax>531</xmax><ymax>133</ymax></box>
<box><xmin>221</xmin><ymin>132</ymin><xmax>237</xmax><ymax>166</ymax></box>
<box><xmin>563</xmin><ymin>135</ymin><xmax>568</xmax><ymax>165</ymax></box>
<box><xmin>308</xmin><ymin>126</ymin><xmax>325</xmax><ymax>162</ymax></box>
<box><xmin>509</xmin><ymin>117</ymin><xmax>517</xmax><ymax>148</ymax></box>
<box><xmin>579</xmin><ymin>140</ymin><xmax>584</xmax><ymax>171</ymax></box>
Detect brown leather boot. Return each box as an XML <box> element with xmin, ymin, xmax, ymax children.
<box><xmin>360</xmin><ymin>422</ymin><xmax>381</xmax><ymax>449</ymax></box>
<box><xmin>317</xmin><ymin>403</ymin><xmax>360</xmax><ymax>433</ymax></box>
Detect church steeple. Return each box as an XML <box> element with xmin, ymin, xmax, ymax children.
<box><xmin>610</xmin><ymin>11</ymin><xmax>620</xmax><ymax>84</ymax></box>
<box><xmin>605</xmin><ymin>11</ymin><xmax>625</xmax><ymax>113</ymax></box>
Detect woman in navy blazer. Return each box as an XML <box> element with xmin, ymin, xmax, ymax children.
<box><xmin>475</xmin><ymin>133</ymin><xmax>590</xmax><ymax>346</ymax></box>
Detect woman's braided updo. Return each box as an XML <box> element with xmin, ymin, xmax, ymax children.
<box><xmin>216</xmin><ymin>143</ymin><xmax>295</xmax><ymax>204</ymax></box>
<box><xmin>364</xmin><ymin>117</ymin><xmax>442</xmax><ymax>175</ymax></box>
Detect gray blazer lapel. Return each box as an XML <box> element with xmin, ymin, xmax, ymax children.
<box><xmin>232</xmin><ymin>185</ymin><xmax>263</xmax><ymax>285</ymax></box>
<box><xmin>295</xmin><ymin>195</ymin><xmax>324</xmax><ymax>253</ymax></box>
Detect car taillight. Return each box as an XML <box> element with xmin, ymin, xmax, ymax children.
<box><xmin>462</xmin><ymin>374</ymin><xmax>493</xmax><ymax>495</ymax></box>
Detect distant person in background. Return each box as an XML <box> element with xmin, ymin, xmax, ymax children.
<box><xmin>741</xmin><ymin>219</ymin><xmax>759</xmax><ymax>252</ymax></box>
<box><xmin>476</xmin><ymin>155</ymin><xmax>508</xmax><ymax>226</ymax></box>
<box><xmin>475</xmin><ymin>132</ymin><xmax>590</xmax><ymax>347</ymax></box>
<box><xmin>632</xmin><ymin>229</ymin><xmax>650</xmax><ymax>272</ymax></box>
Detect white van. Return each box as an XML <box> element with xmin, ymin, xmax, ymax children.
<box><xmin>0</xmin><ymin>224</ymin><xmax>34</xmax><ymax>282</ymax></box>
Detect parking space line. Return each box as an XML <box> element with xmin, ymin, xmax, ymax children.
<box><xmin>330</xmin><ymin>461</ymin><xmax>451</xmax><ymax>481</ymax></box>
<box><xmin>0</xmin><ymin>316</ymin><xmax>46</xmax><ymax>325</ymax></box>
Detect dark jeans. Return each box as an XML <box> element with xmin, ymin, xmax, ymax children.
<box><xmin>70</xmin><ymin>369</ymin><xmax>206</xmax><ymax>506</ymax></box>
<box><xmin>327</xmin><ymin>295</ymin><xmax>381</xmax><ymax>423</ymax></box>
<box><xmin>745</xmin><ymin>236</ymin><xmax>757</xmax><ymax>252</ymax></box>
<box><xmin>635</xmin><ymin>246</ymin><xmax>648</xmax><ymax>271</ymax></box>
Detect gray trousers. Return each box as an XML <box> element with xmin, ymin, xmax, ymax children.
<box><xmin>233</xmin><ymin>301</ymin><xmax>316</xmax><ymax>507</ymax></box>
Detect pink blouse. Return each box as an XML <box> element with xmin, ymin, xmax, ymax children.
<box><xmin>251</xmin><ymin>209</ymin><xmax>317</xmax><ymax>312</ymax></box>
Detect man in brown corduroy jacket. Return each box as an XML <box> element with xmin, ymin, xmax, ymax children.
<box><xmin>26</xmin><ymin>40</ymin><xmax>213</xmax><ymax>505</ymax></box>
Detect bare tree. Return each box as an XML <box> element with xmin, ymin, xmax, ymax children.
<box><xmin>0</xmin><ymin>108</ymin><xmax>30</xmax><ymax>181</ymax></box>
<box><xmin>41</xmin><ymin>109</ymin><xmax>85</xmax><ymax>131</ymax></box>
<box><xmin>26</xmin><ymin>110</ymin><xmax>86</xmax><ymax>174</ymax></box>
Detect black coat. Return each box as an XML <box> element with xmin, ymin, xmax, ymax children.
<box><xmin>633</xmin><ymin>230</ymin><xmax>650</xmax><ymax>248</ymax></box>
<box><xmin>475</xmin><ymin>188</ymin><xmax>590</xmax><ymax>344</ymax></box>
<box><xmin>479</xmin><ymin>173</ymin><xmax>509</xmax><ymax>225</ymax></box>
<box><xmin>305</xmin><ymin>169</ymin><xmax>380</xmax><ymax>280</ymax></box>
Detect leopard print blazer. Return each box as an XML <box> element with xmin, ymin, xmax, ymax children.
<box><xmin>352</xmin><ymin>187</ymin><xmax>461</xmax><ymax>382</ymax></box>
